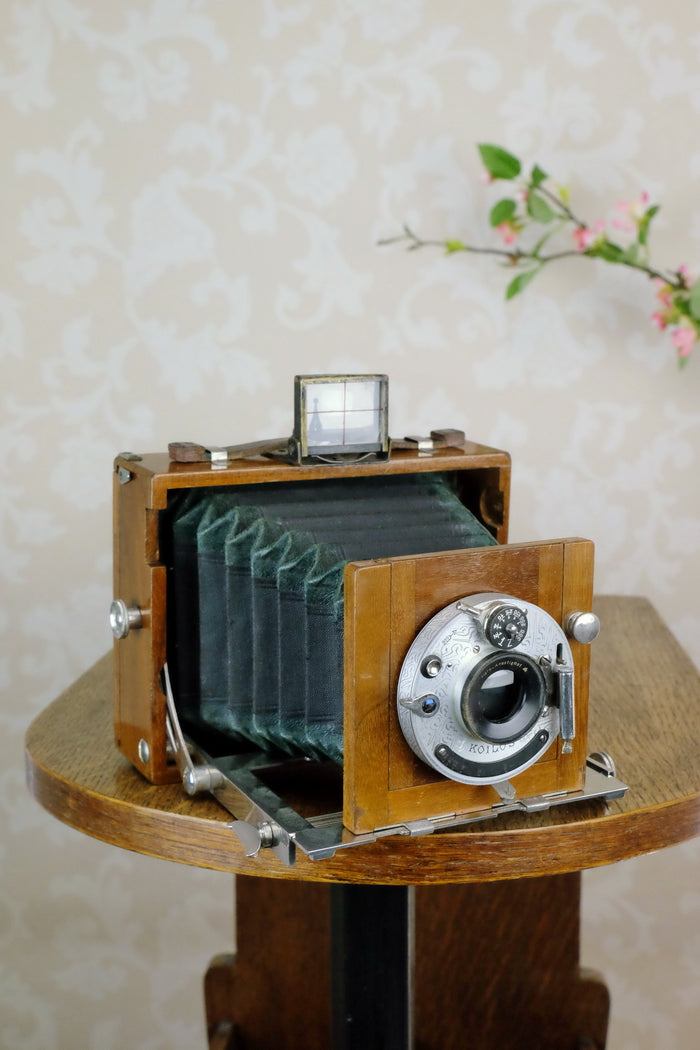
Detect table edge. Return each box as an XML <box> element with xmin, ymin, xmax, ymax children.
<box><xmin>25</xmin><ymin>738</ymin><xmax>700</xmax><ymax>884</ymax></box>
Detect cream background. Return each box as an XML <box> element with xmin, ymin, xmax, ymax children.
<box><xmin>2</xmin><ymin>2</ymin><xmax>699</xmax><ymax>1047</ymax></box>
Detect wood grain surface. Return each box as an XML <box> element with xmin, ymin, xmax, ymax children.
<box><xmin>210</xmin><ymin>874</ymin><xmax>610</xmax><ymax>1050</ymax></box>
<box><xmin>25</xmin><ymin>596</ymin><xmax>700</xmax><ymax>885</ymax></box>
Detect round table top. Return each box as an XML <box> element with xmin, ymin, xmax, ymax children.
<box><xmin>25</xmin><ymin>596</ymin><xmax>700</xmax><ymax>885</ymax></box>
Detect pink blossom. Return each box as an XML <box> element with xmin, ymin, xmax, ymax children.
<box><xmin>671</xmin><ymin>325</ymin><xmax>696</xmax><ymax>358</ymax></box>
<box><xmin>612</xmin><ymin>192</ymin><xmax>650</xmax><ymax>231</ymax></box>
<box><xmin>653</xmin><ymin>279</ymin><xmax>673</xmax><ymax>310</ymax></box>
<box><xmin>651</xmin><ymin>280</ymin><xmax>677</xmax><ymax>332</ymax></box>
<box><xmin>572</xmin><ymin>220</ymin><xmax>604</xmax><ymax>252</ymax></box>
<box><xmin>573</xmin><ymin>227</ymin><xmax>594</xmax><ymax>251</ymax></box>
<box><xmin>677</xmin><ymin>263</ymin><xmax>693</xmax><ymax>288</ymax></box>
<box><xmin>496</xmin><ymin>220</ymin><xmax>519</xmax><ymax>245</ymax></box>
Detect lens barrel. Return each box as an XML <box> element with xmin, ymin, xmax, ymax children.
<box><xmin>460</xmin><ymin>651</ymin><xmax>546</xmax><ymax>744</ymax></box>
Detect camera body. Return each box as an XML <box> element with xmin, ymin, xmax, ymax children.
<box><xmin>111</xmin><ymin>425</ymin><xmax>604</xmax><ymax>849</ymax></box>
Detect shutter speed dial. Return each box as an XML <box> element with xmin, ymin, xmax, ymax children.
<box><xmin>483</xmin><ymin>603</ymin><xmax>529</xmax><ymax>650</ymax></box>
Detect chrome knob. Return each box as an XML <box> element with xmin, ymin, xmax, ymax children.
<box><xmin>182</xmin><ymin>764</ymin><xmax>225</xmax><ymax>796</ymax></box>
<box><xmin>109</xmin><ymin>599</ymin><xmax>143</xmax><ymax>639</ymax></box>
<box><xmin>565</xmin><ymin>611</ymin><xmax>600</xmax><ymax>644</ymax></box>
<box><xmin>229</xmin><ymin>820</ymin><xmax>280</xmax><ymax>858</ymax></box>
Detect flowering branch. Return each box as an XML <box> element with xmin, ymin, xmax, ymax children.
<box><xmin>381</xmin><ymin>143</ymin><xmax>698</xmax><ymax>368</ymax></box>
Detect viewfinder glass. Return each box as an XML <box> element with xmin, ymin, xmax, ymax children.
<box><xmin>296</xmin><ymin>375</ymin><xmax>389</xmax><ymax>456</ymax></box>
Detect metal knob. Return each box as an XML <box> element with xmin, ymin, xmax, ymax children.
<box><xmin>229</xmin><ymin>820</ymin><xmax>280</xmax><ymax>858</ymax></box>
<box><xmin>182</xmin><ymin>764</ymin><xmax>225</xmax><ymax>796</ymax></box>
<box><xmin>109</xmin><ymin>599</ymin><xmax>143</xmax><ymax>639</ymax></box>
<box><xmin>565</xmin><ymin>611</ymin><xmax>600</xmax><ymax>645</ymax></box>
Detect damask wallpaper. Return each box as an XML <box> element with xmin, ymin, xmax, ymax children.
<box><xmin>3</xmin><ymin>2</ymin><xmax>699</xmax><ymax>1047</ymax></box>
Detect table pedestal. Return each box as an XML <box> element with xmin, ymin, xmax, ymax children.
<box><xmin>25</xmin><ymin>598</ymin><xmax>700</xmax><ymax>1049</ymax></box>
<box><xmin>205</xmin><ymin>873</ymin><xmax>608</xmax><ymax>1050</ymax></box>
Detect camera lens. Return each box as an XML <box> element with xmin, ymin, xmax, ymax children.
<box><xmin>460</xmin><ymin>652</ymin><xmax>546</xmax><ymax>744</ymax></box>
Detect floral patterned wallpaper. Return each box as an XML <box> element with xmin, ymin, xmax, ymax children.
<box><xmin>3</xmin><ymin>2</ymin><xmax>699</xmax><ymax>1047</ymax></box>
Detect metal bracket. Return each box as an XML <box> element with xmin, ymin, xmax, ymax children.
<box><xmin>161</xmin><ymin>669</ymin><xmax>627</xmax><ymax>867</ymax></box>
<box><xmin>167</xmin><ymin>438</ymin><xmax>288</xmax><ymax>465</ymax></box>
<box><xmin>162</xmin><ymin>665</ymin><xmax>225</xmax><ymax>797</ymax></box>
<box><xmin>586</xmin><ymin>750</ymin><xmax>618</xmax><ymax>777</ymax></box>
<box><xmin>192</xmin><ymin>746</ymin><xmax>628</xmax><ymax>867</ymax></box>
<box><xmin>553</xmin><ymin>662</ymin><xmax>575</xmax><ymax>753</ymax></box>
<box><xmin>394</xmin><ymin>428</ymin><xmax>466</xmax><ymax>454</ymax></box>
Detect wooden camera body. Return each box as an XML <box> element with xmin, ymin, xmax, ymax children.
<box><xmin>112</xmin><ymin>432</ymin><xmax>601</xmax><ymax>854</ymax></box>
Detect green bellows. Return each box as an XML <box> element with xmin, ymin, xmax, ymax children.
<box><xmin>166</xmin><ymin>473</ymin><xmax>497</xmax><ymax>765</ymax></box>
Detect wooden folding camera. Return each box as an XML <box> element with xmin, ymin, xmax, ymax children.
<box><xmin>111</xmin><ymin>376</ymin><xmax>625</xmax><ymax>864</ymax></box>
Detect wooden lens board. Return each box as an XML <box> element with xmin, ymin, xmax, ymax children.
<box><xmin>343</xmin><ymin>539</ymin><xmax>594</xmax><ymax>834</ymax></box>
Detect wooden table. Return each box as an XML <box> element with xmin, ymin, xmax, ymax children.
<box><xmin>25</xmin><ymin>596</ymin><xmax>700</xmax><ymax>1050</ymax></box>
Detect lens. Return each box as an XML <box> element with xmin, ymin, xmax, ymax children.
<box><xmin>460</xmin><ymin>652</ymin><xmax>546</xmax><ymax>744</ymax></box>
<box><xmin>478</xmin><ymin>668</ymin><xmax>520</xmax><ymax>722</ymax></box>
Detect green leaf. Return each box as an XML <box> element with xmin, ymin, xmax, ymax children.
<box><xmin>526</xmin><ymin>192</ymin><xmax>555</xmax><ymax>224</ymax></box>
<box><xmin>687</xmin><ymin>279</ymin><xmax>700</xmax><ymax>321</ymax></box>
<box><xmin>489</xmin><ymin>198</ymin><xmax>517</xmax><ymax>227</ymax></box>
<box><xmin>622</xmin><ymin>243</ymin><xmax>639</xmax><ymax>265</ymax></box>
<box><xmin>589</xmin><ymin>240</ymin><xmax>626</xmax><ymax>263</ymax></box>
<box><xmin>478</xmin><ymin>143</ymin><xmax>521</xmax><ymax>180</ymax></box>
<box><xmin>530</xmin><ymin>164</ymin><xmax>548</xmax><ymax>188</ymax></box>
<box><xmin>637</xmin><ymin>204</ymin><xmax>660</xmax><ymax>247</ymax></box>
<box><xmin>505</xmin><ymin>267</ymin><xmax>540</xmax><ymax>300</ymax></box>
<box><xmin>444</xmin><ymin>239</ymin><xmax>466</xmax><ymax>253</ymax></box>
<box><xmin>675</xmin><ymin>294</ymin><xmax>692</xmax><ymax>321</ymax></box>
